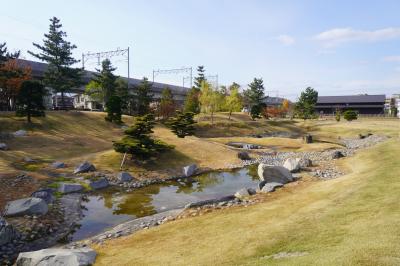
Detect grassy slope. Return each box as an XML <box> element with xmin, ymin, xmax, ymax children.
<box><xmin>94</xmin><ymin>120</ymin><xmax>400</xmax><ymax>266</ymax></box>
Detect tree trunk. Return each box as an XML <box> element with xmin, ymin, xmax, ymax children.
<box><xmin>211</xmin><ymin>110</ymin><xmax>214</xmax><ymax>125</ymax></box>
<box><xmin>228</xmin><ymin>110</ymin><xmax>232</xmax><ymax>120</ymax></box>
<box><xmin>61</xmin><ymin>91</ymin><xmax>65</xmax><ymax>110</ymax></box>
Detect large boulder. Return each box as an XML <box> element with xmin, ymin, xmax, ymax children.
<box><xmin>237</xmin><ymin>151</ymin><xmax>251</xmax><ymax>160</ymax></box>
<box><xmin>16</xmin><ymin>247</ymin><xmax>97</xmax><ymax>266</ymax></box>
<box><xmin>183</xmin><ymin>164</ymin><xmax>197</xmax><ymax>177</ymax></box>
<box><xmin>117</xmin><ymin>172</ymin><xmax>134</xmax><ymax>183</ymax></box>
<box><xmin>58</xmin><ymin>183</ymin><xmax>84</xmax><ymax>194</ymax></box>
<box><xmin>261</xmin><ymin>182</ymin><xmax>284</xmax><ymax>193</ymax></box>
<box><xmin>14</xmin><ymin>130</ymin><xmax>27</xmax><ymax>137</ymax></box>
<box><xmin>51</xmin><ymin>161</ymin><xmax>66</xmax><ymax>169</ymax></box>
<box><xmin>89</xmin><ymin>178</ymin><xmax>109</xmax><ymax>190</ymax></box>
<box><xmin>257</xmin><ymin>164</ymin><xmax>294</xmax><ymax>184</ymax></box>
<box><xmin>74</xmin><ymin>162</ymin><xmax>96</xmax><ymax>174</ymax></box>
<box><xmin>31</xmin><ymin>189</ymin><xmax>54</xmax><ymax>204</ymax></box>
<box><xmin>4</xmin><ymin>197</ymin><xmax>48</xmax><ymax>217</ymax></box>
<box><xmin>0</xmin><ymin>143</ymin><xmax>8</xmax><ymax>150</ymax></box>
<box><xmin>283</xmin><ymin>158</ymin><xmax>301</xmax><ymax>173</ymax></box>
<box><xmin>0</xmin><ymin>216</ymin><xmax>19</xmax><ymax>246</ymax></box>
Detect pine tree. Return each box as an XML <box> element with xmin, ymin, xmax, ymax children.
<box><xmin>194</xmin><ymin>65</ymin><xmax>206</xmax><ymax>89</ymax></box>
<box><xmin>133</xmin><ymin>77</ymin><xmax>154</xmax><ymax>115</ymax></box>
<box><xmin>168</xmin><ymin>111</ymin><xmax>196</xmax><ymax>138</ymax></box>
<box><xmin>295</xmin><ymin>87</ymin><xmax>318</xmax><ymax>119</ymax></box>
<box><xmin>105</xmin><ymin>95</ymin><xmax>122</xmax><ymax>124</ymax></box>
<box><xmin>243</xmin><ymin>78</ymin><xmax>265</xmax><ymax>120</ymax></box>
<box><xmin>28</xmin><ymin>17</ymin><xmax>82</xmax><ymax>110</ymax></box>
<box><xmin>113</xmin><ymin>114</ymin><xmax>174</xmax><ymax>160</ymax></box>
<box><xmin>16</xmin><ymin>80</ymin><xmax>46</xmax><ymax>122</ymax></box>
<box><xmin>92</xmin><ymin>59</ymin><xmax>117</xmax><ymax>104</ymax></box>
<box><xmin>159</xmin><ymin>87</ymin><xmax>175</xmax><ymax>120</ymax></box>
<box><xmin>0</xmin><ymin>42</ymin><xmax>20</xmax><ymax>65</ymax></box>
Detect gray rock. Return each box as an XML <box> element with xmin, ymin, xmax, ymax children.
<box><xmin>24</xmin><ymin>157</ymin><xmax>35</xmax><ymax>163</ymax></box>
<box><xmin>4</xmin><ymin>197</ymin><xmax>48</xmax><ymax>217</ymax></box>
<box><xmin>0</xmin><ymin>216</ymin><xmax>19</xmax><ymax>246</ymax></box>
<box><xmin>237</xmin><ymin>151</ymin><xmax>251</xmax><ymax>160</ymax></box>
<box><xmin>58</xmin><ymin>183</ymin><xmax>84</xmax><ymax>194</ymax></box>
<box><xmin>303</xmin><ymin>134</ymin><xmax>313</xmax><ymax>143</ymax></box>
<box><xmin>247</xmin><ymin>188</ymin><xmax>257</xmax><ymax>195</ymax></box>
<box><xmin>14</xmin><ymin>130</ymin><xmax>27</xmax><ymax>137</ymax></box>
<box><xmin>89</xmin><ymin>178</ymin><xmax>109</xmax><ymax>190</ymax></box>
<box><xmin>0</xmin><ymin>143</ymin><xmax>8</xmax><ymax>150</ymax></box>
<box><xmin>261</xmin><ymin>182</ymin><xmax>284</xmax><ymax>193</ymax></box>
<box><xmin>234</xmin><ymin>188</ymin><xmax>250</xmax><ymax>199</ymax></box>
<box><xmin>16</xmin><ymin>247</ymin><xmax>97</xmax><ymax>266</ymax></box>
<box><xmin>51</xmin><ymin>161</ymin><xmax>66</xmax><ymax>169</ymax></box>
<box><xmin>183</xmin><ymin>164</ymin><xmax>197</xmax><ymax>177</ymax></box>
<box><xmin>117</xmin><ymin>172</ymin><xmax>134</xmax><ymax>182</ymax></box>
<box><xmin>257</xmin><ymin>164</ymin><xmax>294</xmax><ymax>184</ymax></box>
<box><xmin>299</xmin><ymin>158</ymin><xmax>312</xmax><ymax>167</ymax></box>
<box><xmin>31</xmin><ymin>189</ymin><xmax>54</xmax><ymax>204</ymax></box>
<box><xmin>258</xmin><ymin>180</ymin><xmax>268</xmax><ymax>190</ymax></box>
<box><xmin>332</xmin><ymin>151</ymin><xmax>345</xmax><ymax>159</ymax></box>
<box><xmin>283</xmin><ymin>158</ymin><xmax>301</xmax><ymax>172</ymax></box>
<box><xmin>74</xmin><ymin>162</ymin><xmax>96</xmax><ymax>174</ymax></box>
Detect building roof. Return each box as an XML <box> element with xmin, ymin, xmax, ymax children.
<box><xmin>16</xmin><ymin>59</ymin><xmax>190</xmax><ymax>96</ymax></box>
<box><xmin>317</xmin><ymin>94</ymin><xmax>386</xmax><ymax>104</ymax></box>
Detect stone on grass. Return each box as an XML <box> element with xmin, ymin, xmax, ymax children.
<box><xmin>237</xmin><ymin>151</ymin><xmax>251</xmax><ymax>160</ymax></box>
<box><xmin>13</xmin><ymin>130</ymin><xmax>27</xmax><ymax>137</ymax></box>
<box><xmin>0</xmin><ymin>143</ymin><xmax>8</xmax><ymax>150</ymax></box>
<box><xmin>332</xmin><ymin>151</ymin><xmax>345</xmax><ymax>159</ymax></box>
<box><xmin>303</xmin><ymin>134</ymin><xmax>312</xmax><ymax>143</ymax></box>
<box><xmin>31</xmin><ymin>188</ymin><xmax>54</xmax><ymax>204</ymax></box>
<box><xmin>257</xmin><ymin>164</ymin><xmax>294</xmax><ymax>184</ymax></box>
<box><xmin>16</xmin><ymin>247</ymin><xmax>97</xmax><ymax>266</ymax></box>
<box><xmin>58</xmin><ymin>183</ymin><xmax>83</xmax><ymax>194</ymax></box>
<box><xmin>4</xmin><ymin>197</ymin><xmax>48</xmax><ymax>217</ymax></box>
<box><xmin>117</xmin><ymin>172</ymin><xmax>134</xmax><ymax>182</ymax></box>
<box><xmin>74</xmin><ymin>161</ymin><xmax>96</xmax><ymax>174</ymax></box>
<box><xmin>183</xmin><ymin>164</ymin><xmax>197</xmax><ymax>177</ymax></box>
<box><xmin>89</xmin><ymin>178</ymin><xmax>109</xmax><ymax>190</ymax></box>
<box><xmin>283</xmin><ymin>158</ymin><xmax>301</xmax><ymax>173</ymax></box>
<box><xmin>24</xmin><ymin>157</ymin><xmax>35</xmax><ymax>163</ymax></box>
<box><xmin>0</xmin><ymin>216</ymin><xmax>19</xmax><ymax>246</ymax></box>
<box><xmin>261</xmin><ymin>182</ymin><xmax>284</xmax><ymax>193</ymax></box>
<box><xmin>51</xmin><ymin>161</ymin><xmax>66</xmax><ymax>169</ymax></box>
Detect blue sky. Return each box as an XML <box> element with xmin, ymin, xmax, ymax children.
<box><xmin>1</xmin><ymin>0</ymin><xmax>400</xmax><ymax>99</ymax></box>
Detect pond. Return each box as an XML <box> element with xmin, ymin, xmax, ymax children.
<box><xmin>71</xmin><ymin>166</ymin><xmax>260</xmax><ymax>241</ymax></box>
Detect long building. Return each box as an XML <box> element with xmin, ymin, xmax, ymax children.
<box><xmin>315</xmin><ymin>94</ymin><xmax>386</xmax><ymax>115</ymax></box>
<box><xmin>17</xmin><ymin>59</ymin><xmax>190</xmax><ymax>108</ymax></box>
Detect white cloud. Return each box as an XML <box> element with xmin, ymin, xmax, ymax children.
<box><xmin>314</xmin><ymin>27</ymin><xmax>400</xmax><ymax>47</ymax></box>
<box><xmin>275</xmin><ymin>34</ymin><xmax>295</xmax><ymax>46</ymax></box>
<box><xmin>383</xmin><ymin>55</ymin><xmax>400</xmax><ymax>62</ymax></box>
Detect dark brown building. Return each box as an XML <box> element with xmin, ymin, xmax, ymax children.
<box><xmin>315</xmin><ymin>94</ymin><xmax>386</xmax><ymax>115</ymax></box>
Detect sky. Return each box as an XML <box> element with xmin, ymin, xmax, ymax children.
<box><xmin>1</xmin><ymin>0</ymin><xmax>400</xmax><ymax>100</ymax></box>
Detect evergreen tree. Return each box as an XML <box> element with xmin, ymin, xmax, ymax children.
<box><xmin>295</xmin><ymin>87</ymin><xmax>318</xmax><ymax>119</ymax></box>
<box><xmin>28</xmin><ymin>17</ymin><xmax>82</xmax><ymax>110</ymax></box>
<box><xmin>113</xmin><ymin>114</ymin><xmax>174</xmax><ymax>160</ymax></box>
<box><xmin>0</xmin><ymin>42</ymin><xmax>20</xmax><ymax>65</ymax></box>
<box><xmin>243</xmin><ymin>78</ymin><xmax>265</xmax><ymax>120</ymax></box>
<box><xmin>133</xmin><ymin>77</ymin><xmax>154</xmax><ymax>115</ymax></box>
<box><xmin>105</xmin><ymin>95</ymin><xmax>122</xmax><ymax>124</ymax></box>
<box><xmin>194</xmin><ymin>65</ymin><xmax>206</xmax><ymax>89</ymax></box>
<box><xmin>159</xmin><ymin>87</ymin><xmax>175</xmax><ymax>120</ymax></box>
<box><xmin>343</xmin><ymin>110</ymin><xmax>358</xmax><ymax>121</ymax></box>
<box><xmin>168</xmin><ymin>111</ymin><xmax>196</xmax><ymax>138</ymax></box>
<box><xmin>16</xmin><ymin>80</ymin><xmax>46</xmax><ymax>123</ymax></box>
<box><xmin>92</xmin><ymin>59</ymin><xmax>117</xmax><ymax>104</ymax></box>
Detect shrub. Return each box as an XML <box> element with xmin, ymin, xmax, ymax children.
<box><xmin>335</xmin><ymin>110</ymin><xmax>341</xmax><ymax>122</ymax></box>
<box><xmin>168</xmin><ymin>111</ymin><xmax>196</xmax><ymax>138</ymax></box>
<box><xmin>343</xmin><ymin>110</ymin><xmax>358</xmax><ymax>121</ymax></box>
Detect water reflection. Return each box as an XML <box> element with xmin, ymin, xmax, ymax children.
<box><xmin>72</xmin><ymin>166</ymin><xmax>259</xmax><ymax>241</ymax></box>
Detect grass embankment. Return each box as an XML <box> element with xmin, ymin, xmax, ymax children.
<box><xmin>94</xmin><ymin>120</ymin><xmax>400</xmax><ymax>265</ymax></box>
